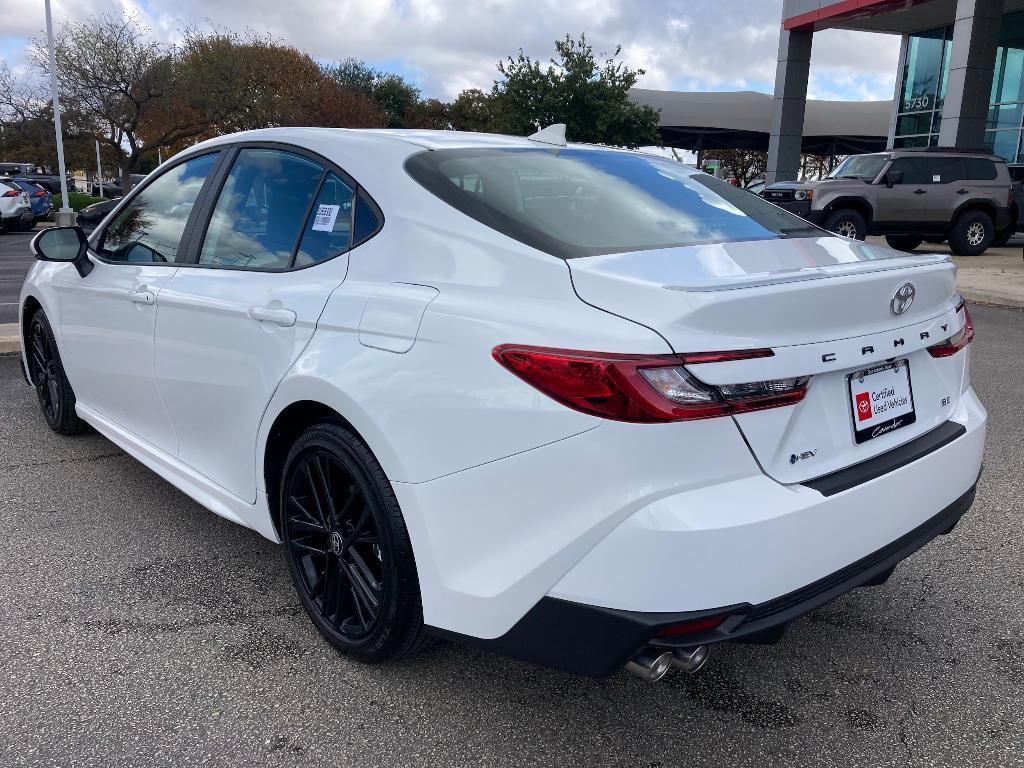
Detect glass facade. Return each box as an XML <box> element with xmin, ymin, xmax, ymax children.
<box><xmin>894</xmin><ymin>11</ymin><xmax>1024</xmax><ymax>160</ymax></box>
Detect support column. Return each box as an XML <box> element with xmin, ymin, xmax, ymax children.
<box><xmin>939</xmin><ymin>0</ymin><xmax>1004</xmax><ymax>148</ymax></box>
<box><xmin>767</xmin><ymin>27</ymin><xmax>813</xmax><ymax>184</ymax></box>
<box><xmin>888</xmin><ymin>34</ymin><xmax>910</xmax><ymax>148</ymax></box>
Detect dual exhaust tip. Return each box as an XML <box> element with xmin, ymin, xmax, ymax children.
<box><xmin>625</xmin><ymin>645</ymin><xmax>710</xmax><ymax>682</ymax></box>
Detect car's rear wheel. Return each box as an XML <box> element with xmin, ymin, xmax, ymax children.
<box><xmin>26</xmin><ymin>310</ymin><xmax>89</xmax><ymax>435</ymax></box>
<box><xmin>884</xmin><ymin>235</ymin><xmax>923</xmax><ymax>251</ymax></box>
<box><xmin>823</xmin><ymin>209</ymin><xmax>867</xmax><ymax>240</ymax></box>
<box><xmin>948</xmin><ymin>210</ymin><xmax>994</xmax><ymax>256</ymax></box>
<box><xmin>280</xmin><ymin>422</ymin><xmax>429</xmax><ymax>663</ymax></box>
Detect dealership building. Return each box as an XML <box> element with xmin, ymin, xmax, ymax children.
<box><xmin>768</xmin><ymin>0</ymin><xmax>1024</xmax><ymax>181</ymax></box>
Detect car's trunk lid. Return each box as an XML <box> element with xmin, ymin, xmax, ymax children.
<box><xmin>568</xmin><ymin>236</ymin><xmax>966</xmax><ymax>484</ymax></box>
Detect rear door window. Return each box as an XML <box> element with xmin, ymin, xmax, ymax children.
<box><xmin>926</xmin><ymin>157</ymin><xmax>966</xmax><ymax>183</ymax></box>
<box><xmin>199</xmin><ymin>149</ymin><xmax>323</xmax><ymax>270</ymax></box>
<box><xmin>294</xmin><ymin>173</ymin><xmax>355</xmax><ymax>268</ymax></box>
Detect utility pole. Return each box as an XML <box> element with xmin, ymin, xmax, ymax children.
<box><xmin>45</xmin><ymin>0</ymin><xmax>74</xmax><ymax>226</ymax></box>
<box><xmin>95</xmin><ymin>140</ymin><xmax>103</xmax><ymax>198</ymax></box>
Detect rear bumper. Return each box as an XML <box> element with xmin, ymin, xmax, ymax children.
<box><xmin>438</xmin><ymin>482</ymin><xmax>977</xmax><ymax>677</ymax></box>
<box><xmin>411</xmin><ymin>386</ymin><xmax>985</xmax><ymax>676</ymax></box>
<box><xmin>1</xmin><ymin>207</ymin><xmax>33</xmax><ymax>228</ymax></box>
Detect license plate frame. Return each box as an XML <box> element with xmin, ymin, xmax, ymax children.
<box><xmin>847</xmin><ymin>360</ymin><xmax>916</xmax><ymax>444</ymax></box>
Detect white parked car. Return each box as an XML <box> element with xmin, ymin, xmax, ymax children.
<box><xmin>0</xmin><ymin>178</ymin><xmax>34</xmax><ymax>232</ymax></box>
<box><xmin>20</xmin><ymin>127</ymin><xmax>985</xmax><ymax>682</ymax></box>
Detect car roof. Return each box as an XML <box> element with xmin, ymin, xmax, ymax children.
<box><xmin>183</xmin><ymin>126</ymin><xmax>620</xmax><ymax>153</ymax></box>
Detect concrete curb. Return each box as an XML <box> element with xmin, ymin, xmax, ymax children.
<box><xmin>958</xmin><ymin>289</ymin><xmax>1024</xmax><ymax>311</ymax></box>
<box><xmin>0</xmin><ymin>323</ymin><xmax>20</xmax><ymax>355</ymax></box>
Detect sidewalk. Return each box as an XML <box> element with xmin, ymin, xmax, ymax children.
<box><xmin>867</xmin><ymin>237</ymin><xmax>1024</xmax><ymax>310</ymax></box>
<box><xmin>0</xmin><ymin>324</ymin><xmax>18</xmax><ymax>355</ymax></box>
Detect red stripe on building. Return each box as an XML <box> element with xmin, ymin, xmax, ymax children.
<box><xmin>784</xmin><ymin>0</ymin><xmax>925</xmax><ymax>31</ymax></box>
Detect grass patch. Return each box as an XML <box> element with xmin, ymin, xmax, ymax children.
<box><xmin>51</xmin><ymin>191</ymin><xmax>110</xmax><ymax>212</ymax></box>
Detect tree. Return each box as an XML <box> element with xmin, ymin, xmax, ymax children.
<box><xmin>0</xmin><ymin>61</ymin><xmax>100</xmax><ymax>175</ymax></box>
<box><xmin>325</xmin><ymin>59</ymin><xmax>421</xmax><ymax>128</ymax></box>
<box><xmin>702</xmin><ymin>149</ymin><xmax>767</xmax><ymax>188</ymax></box>
<box><xmin>448</xmin><ymin>89</ymin><xmax>495</xmax><ymax>132</ymax></box>
<box><xmin>30</xmin><ymin>14</ymin><xmax>191</xmax><ymax>192</ymax></box>
<box><xmin>140</xmin><ymin>30</ymin><xmax>385</xmax><ymax>152</ymax></box>
<box><xmin>34</xmin><ymin>16</ymin><xmax>387</xmax><ymax>192</ymax></box>
<box><xmin>489</xmin><ymin>34</ymin><xmax>660</xmax><ymax>147</ymax></box>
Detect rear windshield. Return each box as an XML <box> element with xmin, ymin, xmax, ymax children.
<box><xmin>405</xmin><ymin>148</ymin><xmax>821</xmax><ymax>259</ymax></box>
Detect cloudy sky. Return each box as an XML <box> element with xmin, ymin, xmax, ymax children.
<box><xmin>1</xmin><ymin>0</ymin><xmax>901</xmax><ymax>102</ymax></box>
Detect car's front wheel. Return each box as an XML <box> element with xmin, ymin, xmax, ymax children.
<box><xmin>26</xmin><ymin>310</ymin><xmax>88</xmax><ymax>435</ymax></box>
<box><xmin>280</xmin><ymin>422</ymin><xmax>429</xmax><ymax>663</ymax></box>
<box><xmin>948</xmin><ymin>210</ymin><xmax>994</xmax><ymax>256</ymax></box>
<box><xmin>823</xmin><ymin>209</ymin><xmax>867</xmax><ymax>240</ymax></box>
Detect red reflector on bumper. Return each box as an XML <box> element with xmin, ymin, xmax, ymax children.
<box><xmin>654</xmin><ymin>615</ymin><xmax>727</xmax><ymax>638</ymax></box>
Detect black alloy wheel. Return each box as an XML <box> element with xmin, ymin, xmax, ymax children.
<box><xmin>26</xmin><ymin>311</ymin><xmax>88</xmax><ymax>435</ymax></box>
<box><xmin>281</xmin><ymin>423</ymin><xmax>428</xmax><ymax>662</ymax></box>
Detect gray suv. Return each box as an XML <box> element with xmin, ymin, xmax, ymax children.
<box><xmin>761</xmin><ymin>147</ymin><xmax>1012</xmax><ymax>255</ymax></box>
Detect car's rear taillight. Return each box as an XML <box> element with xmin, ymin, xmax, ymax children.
<box><xmin>1</xmin><ymin>190</ymin><xmax>19</xmax><ymax>197</ymax></box>
<box><xmin>32</xmin><ymin>190</ymin><xmax>45</xmax><ymax>197</ymax></box>
<box><xmin>492</xmin><ymin>345</ymin><xmax>810</xmax><ymax>423</ymax></box>
<box><xmin>927</xmin><ymin>300</ymin><xmax>975</xmax><ymax>358</ymax></box>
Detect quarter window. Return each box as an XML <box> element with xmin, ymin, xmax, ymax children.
<box><xmin>99</xmin><ymin>153</ymin><xmax>218</xmax><ymax>263</ymax></box>
<box><xmin>199</xmin><ymin>149</ymin><xmax>323</xmax><ymax>270</ymax></box>
<box><xmin>353</xmin><ymin>192</ymin><xmax>382</xmax><ymax>244</ymax></box>
<box><xmin>965</xmin><ymin>158</ymin><xmax>998</xmax><ymax>180</ymax></box>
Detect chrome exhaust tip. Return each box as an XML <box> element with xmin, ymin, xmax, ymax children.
<box><xmin>671</xmin><ymin>645</ymin><xmax>710</xmax><ymax>674</ymax></box>
<box><xmin>625</xmin><ymin>650</ymin><xmax>674</xmax><ymax>683</ymax></box>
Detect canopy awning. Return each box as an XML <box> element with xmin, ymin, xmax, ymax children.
<box><xmin>630</xmin><ymin>89</ymin><xmax>893</xmax><ymax>156</ymax></box>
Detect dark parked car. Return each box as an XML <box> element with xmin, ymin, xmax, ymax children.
<box><xmin>16</xmin><ymin>173</ymin><xmax>77</xmax><ymax>195</ymax></box>
<box><xmin>993</xmin><ymin>163</ymin><xmax>1024</xmax><ymax>246</ymax></box>
<box><xmin>76</xmin><ymin>198</ymin><xmax>118</xmax><ymax>233</ymax></box>
<box><xmin>91</xmin><ymin>174</ymin><xmax>147</xmax><ymax>198</ymax></box>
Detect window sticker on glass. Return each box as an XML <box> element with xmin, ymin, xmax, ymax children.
<box><xmin>312</xmin><ymin>204</ymin><xmax>341</xmax><ymax>232</ymax></box>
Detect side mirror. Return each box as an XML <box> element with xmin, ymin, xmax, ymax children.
<box><xmin>30</xmin><ymin>226</ymin><xmax>93</xmax><ymax>277</ymax></box>
<box><xmin>884</xmin><ymin>170</ymin><xmax>904</xmax><ymax>188</ymax></box>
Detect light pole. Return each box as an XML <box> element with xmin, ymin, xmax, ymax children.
<box><xmin>45</xmin><ymin>0</ymin><xmax>74</xmax><ymax>226</ymax></box>
<box><xmin>95</xmin><ymin>140</ymin><xmax>103</xmax><ymax>198</ymax></box>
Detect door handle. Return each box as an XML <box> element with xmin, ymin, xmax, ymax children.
<box><xmin>127</xmin><ymin>289</ymin><xmax>155</xmax><ymax>305</ymax></box>
<box><xmin>956</xmin><ymin>188</ymin><xmax>969</xmax><ymax>195</ymax></box>
<box><xmin>913</xmin><ymin>189</ymin><xmax>927</xmax><ymax>195</ymax></box>
<box><xmin>248</xmin><ymin>306</ymin><xmax>297</xmax><ymax>327</ymax></box>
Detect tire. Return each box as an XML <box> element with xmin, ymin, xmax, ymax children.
<box><xmin>823</xmin><ymin>209</ymin><xmax>867</xmax><ymax>240</ymax></box>
<box><xmin>884</xmin><ymin>235</ymin><xmax>923</xmax><ymax>251</ymax></box>
<box><xmin>948</xmin><ymin>210</ymin><xmax>994</xmax><ymax>256</ymax></box>
<box><xmin>280</xmin><ymin>422</ymin><xmax>429</xmax><ymax>664</ymax></box>
<box><xmin>25</xmin><ymin>310</ymin><xmax>89</xmax><ymax>435</ymax></box>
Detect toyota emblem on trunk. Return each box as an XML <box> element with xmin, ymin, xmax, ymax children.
<box><xmin>890</xmin><ymin>283</ymin><xmax>915</xmax><ymax>316</ymax></box>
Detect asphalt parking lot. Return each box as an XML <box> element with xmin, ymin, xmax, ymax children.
<box><xmin>0</xmin><ymin>305</ymin><xmax>1020</xmax><ymax>767</ymax></box>
<box><xmin>0</xmin><ymin>231</ymin><xmax>36</xmax><ymax>325</ymax></box>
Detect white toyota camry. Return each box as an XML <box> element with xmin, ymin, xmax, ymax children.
<box><xmin>20</xmin><ymin>127</ymin><xmax>985</xmax><ymax>682</ymax></box>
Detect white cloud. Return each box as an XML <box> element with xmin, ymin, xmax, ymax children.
<box><xmin>2</xmin><ymin>0</ymin><xmax>901</xmax><ymax>102</ymax></box>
